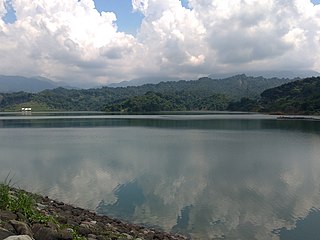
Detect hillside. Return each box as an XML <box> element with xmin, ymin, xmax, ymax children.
<box><xmin>259</xmin><ymin>77</ymin><xmax>320</xmax><ymax>115</ymax></box>
<box><xmin>108</xmin><ymin>76</ymin><xmax>181</xmax><ymax>87</ymax></box>
<box><xmin>0</xmin><ymin>75</ymin><xmax>294</xmax><ymax>111</ymax></box>
<box><xmin>105</xmin><ymin>91</ymin><xmax>229</xmax><ymax>112</ymax></box>
<box><xmin>108</xmin><ymin>70</ymin><xmax>319</xmax><ymax>87</ymax></box>
<box><xmin>209</xmin><ymin>70</ymin><xmax>320</xmax><ymax>80</ymax></box>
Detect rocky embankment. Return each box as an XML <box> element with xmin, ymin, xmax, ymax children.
<box><xmin>0</xmin><ymin>188</ymin><xmax>188</xmax><ymax>240</ymax></box>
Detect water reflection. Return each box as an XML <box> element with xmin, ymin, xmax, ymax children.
<box><xmin>0</xmin><ymin>115</ymin><xmax>320</xmax><ymax>239</ymax></box>
<box><xmin>278</xmin><ymin>209</ymin><xmax>320</xmax><ymax>240</ymax></box>
<box><xmin>0</xmin><ymin>115</ymin><xmax>320</xmax><ymax>134</ymax></box>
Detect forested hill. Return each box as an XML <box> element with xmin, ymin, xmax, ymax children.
<box><xmin>259</xmin><ymin>77</ymin><xmax>320</xmax><ymax>115</ymax></box>
<box><xmin>0</xmin><ymin>75</ymin><xmax>294</xmax><ymax>111</ymax></box>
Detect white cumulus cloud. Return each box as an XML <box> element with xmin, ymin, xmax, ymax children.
<box><xmin>0</xmin><ymin>0</ymin><xmax>142</xmax><ymax>86</ymax></box>
<box><xmin>0</xmin><ymin>0</ymin><xmax>319</xmax><ymax>86</ymax></box>
<box><xmin>0</xmin><ymin>1</ymin><xmax>5</xmax><ymax>16</ymax></box>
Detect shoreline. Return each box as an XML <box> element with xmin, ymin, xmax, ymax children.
<box><xmin>0</xmin><ymin>187</ymin><xmax>189</xmax><ymax>240</ymax></box>
<box><xmin>276</xmin><ymin>116</ymin><xmax>320</xmax><ymax>121</ymax></box>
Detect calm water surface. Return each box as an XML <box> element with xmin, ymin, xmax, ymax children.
<box><xmin>0</xmin><ymin>112</ymin><xmax>320</xmax><ymax>240</ymax></box>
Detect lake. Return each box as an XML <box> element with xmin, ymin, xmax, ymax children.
<box><xmin>0</xmin><ymin>112</ymin><xmax>320</xmax><ymax>239</ymax></box>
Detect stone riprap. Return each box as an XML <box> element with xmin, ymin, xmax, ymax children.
<box><xmin>0</xmin><ymin>188</ymin><xmax>188</xmax><ymax>240</ymax></box>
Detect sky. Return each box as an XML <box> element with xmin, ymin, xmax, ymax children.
<box><xmin>0</xmin><ymin>0</ymin><xmax>320</xmax><ymax>87</ymax></box>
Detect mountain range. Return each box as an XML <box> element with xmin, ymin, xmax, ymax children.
<box><xmin>0</xmin><ymin>75</ymin><xmax>70</xmax><ymax>93</ymax></box>
<box><xmin>109</xmin><ymin>70</ymin><xmax>320</xmax><ymax>88</ymax></box>
<box><xmin>208</xmin><ymin>70</ymin><xmax>320</xmax><ymax>80</ymax></box>
<box><xmin>0</xmin><ymin>74</ymin><xmax>298</xmax><ymax>112</ymax></box>
<box><xmin>0</xmin><ymin>70</ymin><xmax>319</xmax><ymax>92</ymax></box>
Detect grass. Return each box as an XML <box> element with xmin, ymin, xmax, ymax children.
<box><xmin>0</xmin><ymin>173</ymin><xmax>15</xmax><ymax>210</ymax></box>
<box><xmin>0</xmin><ymin>182</ymin><xmax>52</xmax><ymax>223</ymax></box>
<box><xmin>0</xmin><ymin>180</ymin><xmax>87</xmax><ymax>240</ymax></box>
<box><xmin>0</xmin><ymin>183</ymin><xmax>10</xmax><ymax>210</ymax></box>
<box><xmin>0</xmin><ymin>172</ymin><xmax>56</xmax><ymax>225</ymax></box>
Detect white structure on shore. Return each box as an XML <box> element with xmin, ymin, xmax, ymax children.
<box><xmin>21</xmin><ymin>107</ymin><xmax>32</xmax><ymax>111</ymax></box>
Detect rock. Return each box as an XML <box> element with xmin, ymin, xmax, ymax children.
<box><xmin>33</xmin><ymin>226</ymin><xmax>60</xmax><ymax>240</ymax></box>
<box><xmin>42</xmin><ymin>196</ymin><xmax>50</xmax><ymax>203</ymax></box>
<box><xmin>35</xmin><ymin>203</ymin><xmax>46</xmax><ymax>211</ymax></box>
<box><xmin>0</xmin><ymin>211</ymin><xmax>17</xmax><ymax>221</ymax></box>
<box><xmin>96</xmin><ymin>235</ymin><xmax>108</xmax><ymax>240</ymax></box>
<box><xmin>0</xmin><ymin>227</ymin><xmax>14</xmax><ymax>239</ymax></box>
<box><xmin>56</xmin><ymin>215</ymin><xmax>67</xmax><ymax>224</ymax></box>
<box><xmin>77</xmin><ymin>226</ymin><xmax>92</xmax><ymax>236</ymax></box>
<box><xmin>3</xmin><ymin>235</ymin><xmax>33</xmax><ymax>240</ymax></box>
<box><xmin>66</xmin><ymin>218</ymin><xmax>78</xmax><ymax>227</ymax></box>
<box><xmin>71</xmin><ymin>208</ymin><xmax>83</xmax><ymax>216</ymax></box>
<box><xmin>122</xmin><ymin>233</ymin><xmax>133</xmax><ymax>239</ymax></box>
<box><xmin>80</xmin><ymin>221</ymin><xmax>96</xmax><ymax>229</ymax></box>
<box><xmin>9</xmin><ymin>220</ymin><xmax>33</xmax><ymax>238</ymax></box>
<box><xmin>1</xmin><ymin>188</ymin><xmax>188</xmax><ymax>240</ymax></box>
<box><xmin>77</xmin><ymin>220</ymin><xmax>96</xmax><ymax>236</ymax></box>
<box><xmin>30</xmin><ymin>224</ymin><xmax>44</xmax><ymax>235</ymax></box>
<box><xmin>46</xmin><ymin>222</ymin><xmax>59</xmax><ymax>231</ymax></box>
<box><xmin>15</xmin><ymin>213</ymin><xmax>26</xmax><ymax>222</ymax></box>
<box><xmin>58</xmin><ymin>228</ymin><xmax>73</xmax><ymax>240</ymax></box>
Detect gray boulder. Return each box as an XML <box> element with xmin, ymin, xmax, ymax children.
<box><xmin>0</xmin><ymin>211</ymin><xmax>17</xmax><ymax>221</ymax></box>
<box><xmin>9</xmin><ymin>221</ymin><xmax>33</xmax><ymax>238</ymax></box>
<box><xmin>3</xmin><ymin>235</ymin><xmax>33</xmax><ymax>240</ymax></box>
<box><xmin>33</xmin><ymin>226</ymin><xmax>60</xmax><ymax>240</ymax></box>
<box><xmin>0</xmin><ymin>227</ymin><xmax>14</xmax><ymax>239</ymax></box>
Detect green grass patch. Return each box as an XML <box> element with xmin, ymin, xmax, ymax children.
<box><xmin>0</xmin><ymin>183</ymin><xmax>10</xmax><ymax>210</ymax></box>
<box><xmin>0</xmin><ymin>181</ymin><xmax>88</xmax><ymax>239</ymax></box>
<box><xmin>0</xmin><ymin>181</ymin><xmax>53</xmax><ymax>224</ymax></box>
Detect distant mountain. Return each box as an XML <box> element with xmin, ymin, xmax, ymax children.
<box><xmin>108</xmin><ymin>76</ymin><xmax>181</xmax><ymax>87</ymax></box>
<box><xmin>108</xmin><ymin>70</ymin><xmax>320</xmax><ymax>88</ymax></box>
<box><xmin>0</xmin><ymin>75</ymin><xmax>69</xmax><ymax>93</ymax></box>
<box><xmin>0</xmin><ymin>74</ymin><xmax>296</xmax><ymax>112</ymax></box>
<box><xmin>209</xmin><ymin>70</ymin><xmax>320</xmax><ymax>80</ymax></box>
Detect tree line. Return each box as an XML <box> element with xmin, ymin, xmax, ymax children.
<box><xmin>1</xmin><ymin>75</ymin><xmax>319</xmax><ymax>115</ymax></box>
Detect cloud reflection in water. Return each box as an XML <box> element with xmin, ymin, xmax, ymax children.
<box><xmin>0</xmin><ymin>118</ymin><xmax>320</xmax><ymax>239</ymax></box>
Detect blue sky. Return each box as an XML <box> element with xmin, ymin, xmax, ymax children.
<box><xmin>94</xmin><ymin>0</ymin><xmax>143</xmax><ymax>35</ymax></box>
<box><xmin>2</xmin><ymin>0</ymin><xmax>16</xmax><ymax>23</ymax></box>
<box><xmin>93</xmin><ymin>0</ymin><xmax>189</xmax><ymax>35</ymax></box>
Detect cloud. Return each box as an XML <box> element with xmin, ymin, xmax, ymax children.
<box><xmin>0</xmin><ymin>1</ymin><xmax>5</xmax><ymax>17</ymax></box>
<box><xmin>0</xmin><ymin>0</ymin><xmax>319</xmax><ymax>86</ymax></box>
<box><xmin>134</xmin><ymin>0</ymin><xmax>207</xmax><ymax>78</ymax></box>
<box><xmin>187</xmin><ymin>0</ymin><xmax>320</xmax><ymax>72</ymax></box>
<box><xmin>0</xmin><ymin>0</ymin><xmax>142</xmax><ymax>85</ymax></box>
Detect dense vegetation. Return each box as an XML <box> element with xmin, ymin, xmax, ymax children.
<box><xmin>227</xmin><ymin>97</ymin><xmax>260</xmax><ymax>112</ymax></box>
<box><xmin>259</xmin><ymin>77</ymin><xmax>320</xmax><ymax>114</ymax></box>
<box><xmin>227</xmin><ymin>76</ymin><xmax>320</xmax><ymax>115</ymax></box>
<box><xmin>105</xmin><ymin>91</ymin><xmax>229</xmax><ymax>112</ymax></box>
<box><xmin>0</xmin><ymin>75</ymin><xmax>294</xmax><ymax>112</ymax></box>
<box><xmin>0</xmin><ymin>75</ymin><xmax>319</xmax><ymax>114</ymax></box>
